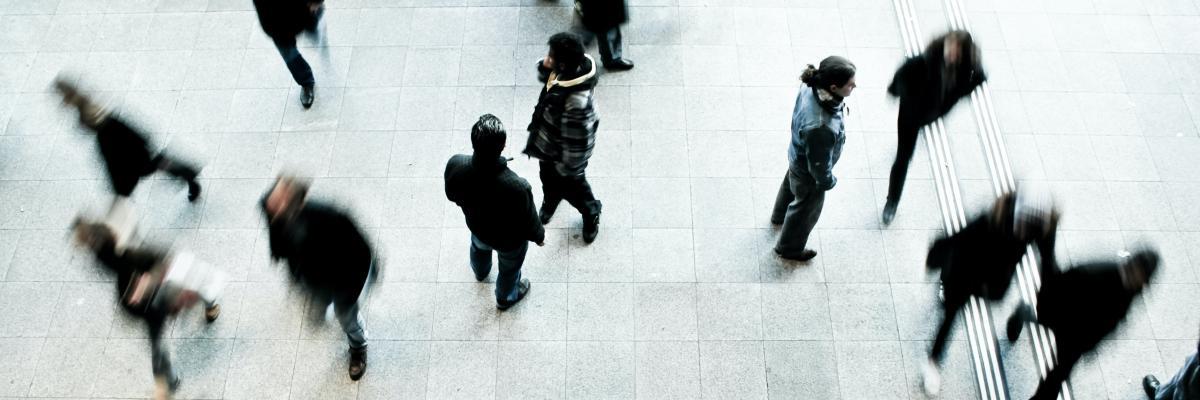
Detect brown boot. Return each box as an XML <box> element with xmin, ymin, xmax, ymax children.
<box><xmin>204</xmin><ymin>303</ymin><xmax>220</xmax><ymax>323</ymax></box>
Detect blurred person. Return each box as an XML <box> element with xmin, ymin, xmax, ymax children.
<box><xmin>54</xmin><ymin>78</ymin><xmax>202</xmax><ymax>251</ymax></box>
<box><xmin>1143</xmin><ymin>334</ymin><xmax>1200</xmax><ymax>400</ymax></box>
<box><xmin>1007</xmin><ymin>249</ymin><xmax>1160</xmax><ymax>400</ymax></box>
<box><xmin>253</xmin><ymin>0</ymin><xmax>325</xmax><ymax>108</ymax></box>
<box><xmin>445</xmin><ymin>114</ymin><xmax>544</xmax><ymax>309</ymax></box>
<box><xmin>921</xmin><ymin>190</ymin><xmax>1059</xmax><ymax>395</ymax></box>
<box><xmin>260</xmin><ymin>175</ymin><xmax>376</xmax><ymax>380</ymax></box>
<box><xmin>72</xmin><ymin>217</ymin><xmax>225</xmax><ymax>400</ymax></box>
<box><xmin>574</xmin><ymin>0</ymin><xmax>634</xmax><ymax>71</ymax></box>
<box><xmin>771</xmin><ymin>56</ymin><xmax>857</xmax><ymax>261</ymax></box>
<box><xmin>525</xmin><ymin>32</ymin><xmax>603</xmax><ymax>244</ymax></box>
<box><xmin>883</xmin><ymin>30</ymin><xmax>986</xmax><ymax>225</ymax></box>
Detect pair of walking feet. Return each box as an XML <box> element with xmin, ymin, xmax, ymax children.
<box><xmin>156</xmin><ymin>304</ymin><xmax>220</xmax><ymax>399</ymax></box>
<box><xmin>539</xmin><ymin>204</ymin><xmax>600</xmax><ymax>244</ymax></box>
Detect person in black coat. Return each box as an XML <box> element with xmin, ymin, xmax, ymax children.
<box><xmin>1007</xmin><ymin>249</ymin><xmax>1160</xmax><ymax>400</ymax></box>
<box><xmin>883</xmin><ymin>30</ymin><xmax>987</xmax><ymax>225</ymax></box>
<box><xmin>72</xmin><ymin>218</ymin><xmax>222</xmax><ymax>400</ymax></box>
<box><xmin>253</xmin><ymin>0</ymin><xmax>324</xmax><ymax>108</ymax></box>
<box><xmin>55</xmin><ymin>78</ymin><xmax>202</xmax><ymax>203</ymax></box>
<box><xmin>575</xmin><ymin>0</ymin><xmax>634</xmax><ymax>70</ymax></box>
<box><xmin>445</xmin><ymin>114</ymin><xmax>544</xmax><ymax>309</ymax></box>
<box><xmin>921</xmin><ymin>190</ymin><xmax>1059</xmax><ymax>395</ymax></box>
<box><xmin>261</xmin><ymin>175</ymin><xmax>375</xmax><ymax>380</ymax></box>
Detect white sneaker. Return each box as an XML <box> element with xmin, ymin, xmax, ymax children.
<box><xmin>922</xmin><ymin>358</ymin><xmax>942</xmax><ymax>396</ymax></box>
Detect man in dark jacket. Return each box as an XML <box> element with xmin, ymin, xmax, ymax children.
<box><xmin>446</xmin><ymin>114</ymin><xmax>544</xmax><ymax>309</ymax></box>
<box><xmin>1144</xmin><ymin>335</ymin><xmax>1200</xmax><ymax>400</ymax></box>
<box><xmin>575</xmin><ymin>0</ymin><xmax>634</xmax><ymax>71</ymax></box>
<box><xmin>55</xmin><ymin>78</ymin><xmax>202</xmax><ymax>203</ymax></box>
<box><xmin>261</xmin><ymin>175</ymin><xmax>375</xmax><ymax>380</ymax></box>
<box><xmin>525</xmin><ymin>32</ymin><xmax>603</xmax><ymax>244</ymax></box>
<box><xmin>253</xmin><ymin>0</ymin><xmax>324</xmax><ymax>108</ymax></box>
<box><xmin>1007</xmin><ymin>249</ymin><xmax>1159</xmax><ymax>400</ymax></box>
<box><xmin>883</xmin><ymin>30</ymin><xmax>986</xmax><ymax>225</ymax></box>
<box><xmin>921</xmin><ymin>191</ymin><xmax>1058</xmax><ymax>395</ymax></box>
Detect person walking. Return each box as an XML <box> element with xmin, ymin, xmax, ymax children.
<box><xmin>260</xmin><ymin>175</ymin><xmax>376</xmax><ymax>380</ymax></box>
<box><xmin>525</xmin><ymin>32</ymin><xmax>603</xmax><ymax>244</ymax></box>
<box><xmin>72</xmin><ymin>217</ymin><xmax>225</xmax><ymax>400</ymax></box>
<box><xmin>445</xmin><ymin>114</ymin><xmax>544</xmax><ymax>309</ymax></box>
<box><xmin>1143</xmin><ymin>336</ymin><xmax>1200</xmax><ymax>399</ymax></box>
<box><xmin>921</xmin><ymin>191</ymin><xmax>1058</xmax><ymax>395</ymax></box>
<box><xmin>771</xmin><ymin>56</ymin><xmax>857</xmax><ymax>261</ymax></box>
<box><xmin>1007</xmin><ymin>249</ymin><xmax>1160</xmax><ymax>400</ymax></box>
<box><xmin>252</xmin><ymin>0</ymin><xmax>324</xmax><ymax>108</ymax></box>
<box><xmin>575</xmin><ymin>0</ymin><xmax>634</xmax><ymax>71</ymax></box>
<box><xmin>883</xmin><ymin>30</ymin><xmax>986</xmax><ymax>225</ymax></box>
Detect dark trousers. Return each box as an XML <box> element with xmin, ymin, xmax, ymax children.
<box><xmin>1030</xmin><ymin>338</ymin><xmax>1090</xmax><ymax>400</ymax></box>
<box><xmin>886</xmin><ymin>107</ymin><xmax>924</xmax><ymax>206</ymax></box>
<box><xmin>539</xmin><ymin>161</ymin><xmax>602</xmax><ymax>219</ymax></box>
<box><xmin>470</xmin><ymin>235</ymin><xmax>528</xmax><ymax>304</ymax></box>
<box><xmin>145</xmin><ymin>312</ymin><xmax>175</xmax><ymax>384</ymax></box>
<box><xmin>309</xmin><ymin>290</ymin><xmax>368</xmax><ymax>350</ymax></box>
<box><xmin>771</xmin><ymin>168</ymin><xmax>825</xmax><ymax>257</ymax></box>
<box><xmin>930</xmin><ymin>291</ymin><xmax>968</xmax><ymax>363</ymax></box>
<box><xmin>272</xmin><ymin>36</ymin><xmax>315</xmax><ymax>87</ymax></box>
<box><xmin>595</xmin><ymin>26</ymin><xmax>623</xmax><ymax>64</ymax></box>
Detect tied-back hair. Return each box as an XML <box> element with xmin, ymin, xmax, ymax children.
<box><xmin>799</xmin><ymin>56</ymin><xmax>857</xmax><ymax>90</ymax></box>
<box><xmin>471</xmin><ymin>114</ymin><xmax>506</xmax><ymax>159</ymax></box>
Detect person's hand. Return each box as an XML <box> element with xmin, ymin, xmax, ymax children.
<box><xmin>536</xmin><ymin>241</ymin><xmax>545</xmax><ymax>247</ymax></box>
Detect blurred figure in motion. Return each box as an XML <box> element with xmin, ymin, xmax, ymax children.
<box><xmin>253</xmin><ymin>0</ymin><xmax>325</xmax><ymax>108</ymax></box>
<box><xmin>72</xmin><ymin>216</ymin><xmax>225</xmax><ymax>400</ymax></box>
<box><xmin>771</xmin><ymin>56</ymin><xmax>856</xmax><ymax>262</ymax></box>
<box><xmin>1143</xmin><ymin>333</ymin><xmax>1200</xmax><ymax>399</ymax></box>
<box><xmin>1007</xmin><ymin>249</ymin><xmax>1160</xmax><ymax>400</ymax></box>
<box><xmin>260</xmin><ymin>175</ymin><xmax>376</xmax><ymax>380</ymax></box>
<box><xmin>446</xmin><ymin>114</ymin><xmax>544</xmax><ymax>310</ymax></box>
<box><xmin>525</xmin><ymin>32</ymin><xmax>603</xmax><ymax>244</ymax></box>
<box><xmin>574</xmin><ymin>0</ymin><xmax>634</xmax><ymax>71</ymax></box>
<box><xmin>54</xmin><ymin>78</ymin><xmax>202</xmax><ymax>251</ymax></box>
<box><xmin>921</xmin><ymin>190</ymin><xmax>1058</xmax><ymax>395</ymax></box>
<box><xmin>883</xmin><ymin>30</ymin><xmax>986</xmax><ymax>225</ymax></box>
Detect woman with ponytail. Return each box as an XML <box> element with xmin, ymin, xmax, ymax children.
<box><xmin>770</xmin><ymin>56</ymin><xmax>857</xmax><ymax>261</ymax></box>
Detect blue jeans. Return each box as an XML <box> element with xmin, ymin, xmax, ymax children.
<box><xmin>1157</xmin><ymin>352</ymin><xmax>1199</xmax><ymax>400</ymax></box>
<box><xmin>470</xmin><ymin>235</ymin><xmax>527</xmax><ymax>304</ymax></box>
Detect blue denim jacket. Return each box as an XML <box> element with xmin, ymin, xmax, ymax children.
<box><xmin>787</xmin><ymin>86</ymin><xmax>846</xmax><ymax>190</ymax></box>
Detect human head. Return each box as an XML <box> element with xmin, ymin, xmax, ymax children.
<box><xmin>70</xmin><ymin>216</ymin><xmax>116</xmax><ymax>254</ymax></box>
<box><xmin>265</xmin><ymin>175</ymin><xmax>310</xmax><ymax>221</ymax></box>
<box><xmin>939</xmin><ymin>30</ymin><xmax>976</xmax><ymax>66</ymax></box>
<box><xmin>800</xmin><ymin>56</ymin><xmax>857</xmax><ymax>98</ymax></box>
<box><xmin>471</xmin><ymin>114</ymin><xmax>506</xmax><ymax>159</ymax></box>
<box><xmin>992</xmin><ymin>190</ymin><xmax>1058</xmax><ymax>242</ymax></box>
<box><xmin>1121</xmin><ymin>249</ymin><xmax>1159</xmax><ymax>292</ymax></box>
<box><xmin>547</xmin><ymin>32</ymin><xmax>586</xmax><ymax>73</ymax></box>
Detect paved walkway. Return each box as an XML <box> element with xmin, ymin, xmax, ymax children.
<box><xmin>0</xmin><ymin>0</ymin><xmax>1196</xmax><ymax>399</ymax></box>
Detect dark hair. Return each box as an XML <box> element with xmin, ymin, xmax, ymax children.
<box><xmin>1128</xmin><ymin>249</ymin><xmax>1160</xmax><ymax>281</ymax></box>
<box><xmin>548</xmin><ymin>32</ymin><xmax>586</xmax><ymax>72</ymax></box>
<box><xmin>800</xmin><ymin>55</ymin><xmax>856</xmax><ymax>90</ymax></box>
<box><xmin>71</xmin><ymin>217</ymin><xmax>116</xmax><ymax>253</ymax></box>
<box><xmin>931</xmin><ymin>30</ymin><xmax>980</xmax><ymax>66</ymax></box>
<box><xmin>471</xmin><ymin>114</ymin><xmax>506</xmax><ymax>158</ymax></box>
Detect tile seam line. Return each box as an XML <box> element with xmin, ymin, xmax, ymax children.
<box><xmin>891</xmin><ymin>0</ymin><xmax>1008</xmax><ymax>399</ymax></box>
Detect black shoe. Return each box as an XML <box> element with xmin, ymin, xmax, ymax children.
<box><xmin>539</xmin><ymin>206</ymin><xmax>554</xmax><ymax>225</ymax></box>
<box><xmin>300</xmin><ymin>85</ymin><xmax>315</xmax><ymax>109</ymax></box>
<box><xmin>187</xmin><ymin>181</ymin><xmax>201</xmax><ymax>202</ymax></box>
<box><xmin>348</xmin><ymin>347</ymin><xmax>367</xmax><ymax>381</ymax></box>
<box><xmin>1143</xmin><ymin>375</ymin><xmax>1160</xmax><ymax>399</ymax></box>
<box><xmin>497</xmin><ymin>279</ymin><xmax>531</xmax><ymax>310</ymax></box>
<box><xmin>882</xmin><ymin>201</ymin><xmax>897</xmax><ymax>226</ymax></box>
<box><xmin>582</xmin><ymin>214</ymin><xmax>600</xmax><ymax>244</ymax></box>
<box><xmin>1007</xmin><ymin>304</ymin><xmax>1033</xmax><ymax>343</ymax></box>
<box><xmin>775</xmin><ymin>248</ymin><xmax>817</xmax><ymax>261</ymax></box>
<box><xmin>604</xmin><ymin>58</ymin><xmax>634</xmax><ymax>71</ymax></box>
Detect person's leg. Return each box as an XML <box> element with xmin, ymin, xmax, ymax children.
<box><xmin>538</xmin><ymin>161</ymin><xmax>565</xmax><ymax>223</ymax></box>
<box><xmin>469</xmin><ymin>235</ymin><xmax>494</xmax><ymax>282</ymax></box>
<box><xmin>884</xmin><ymin>112</ymin><xmax>921</xmax><ymax>224</ymax></box>
<box><xmin>494</xmin><ymin>242</ymin><xmax>529</xmax><ymax>306</ymax></box>
<box><xmin>596</xmin><ymin>27</ymin><xmax>622</xmax><ymax>64</ymax></box>
<box><xmin>146</xmin><ymin>314</ymin><xmax>179</xmax><ymax>396</ymax></box>
<box><xmin>272</xmin><ymin>36</ymin><xmax>315</xmax><ymax>88</ymax></box>
<box><xmin>560</xmin><ymin>171</ymin><xmax>602</xmax><ymax>243</ymax></box>
<box><xmin>332</xmin><ymin>295</ymin><xmax>368</xmax><ymax>380</ymax></box>
<box><xmin>1030</xmin><ymin>341</ymin><xmax>1085</xmax><ymax>400</ymax></box>
<box><xmin>930</xmin><ymin>294</ymin><xmax>966</xmax><ymax>363</ymax></box>
<box><xmin>770</xmin><ymin>171</ymin><xmax>795</xmax><ymax>225</ymax></box>
<box><xmin>152</xmin><ymin>153</ymin><xmax>202</xmax><ymax>201</ymax></box>
<box><xmin>1152</xmin><ymin>352</ymin><xmax>1197</xmax><ymax>399</ymax></box>
<box><xmin>774</xmin><ymin>171</ymin><xmax>824</xmax><ymax>259</ymax></box>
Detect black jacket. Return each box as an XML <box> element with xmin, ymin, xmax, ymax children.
<box><xmin>888</xmin><ymin>38</ymin><xmax>987</xmax><ymax>126</ymax></box>
<box><xmin>252</xmin><ymin>0</ymin><xmax>320</xmax><ymax>39</ymax></box>
<box><xmin>96</xmin><ymin>117</ymin><xmax>157</xmax><ymax>196</ymax></box>
<box><xmin>445</xmin><ymin>155</ymin><xmax>545</xmax><ymax>251</ymax></box>
<box><xmin>927</xmin><ymin>212</ymin><xmax>1056</xmax><ymax>301</ymax></box>
<box><xmin>577</xmin><ymin>0</ymin><xmax>629</xmax><ymax>31</ymax></box>
<box><xmin>1036</xmin><ymin>261</ymin><xmax>1139</xmax><ymax>347</ymax></box>
<box><xmin>262</xmin><ymin>199</ymin><xmax>373</xmax><ymax>301</ymax></box>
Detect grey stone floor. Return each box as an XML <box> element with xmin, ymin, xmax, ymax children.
<box><xmin>0</xmin><ymin>0</ymin><xmax>1197</xmax><ymax>399</ymax></box>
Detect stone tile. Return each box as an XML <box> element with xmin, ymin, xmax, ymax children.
<box><xmin>497</xmin><ymin>341</ymin><xmax>566</xmax><ymax>400</ymax></box>
<box><xmin>0</xmin><ymin>282</ymin><xmax>61</xmax><ymax>338</ymax></box>
<box><xmin>1092</xmin><ymin>136</ymin><xmax>1159</xmax><ymax>181</ymax></box>
<box><xmin>463</xmin><ymin>7</ymin><xmax>519</xmax><ymax>45</ymax></box>
<box><xmin>568</xmin><ymin>226</ymin><xmax>634</xmax><ymax>282</ymax></box>
<box><xmin>46</xmin><ymin>282</ymin><xmax>115</xmax><ymax>338</ymax></box>
<box><xmin>366</xmin><ymin>282</ymin><xmax>436</xmax><ymax>340</ymax></box>
<box><xmin>682</xmin><ymin>46</ymin><xmax>739</xmax><ymax>86</ymax></box>
<box><xmin>764</xmin><ymin>341</ymin><xmax>840</xmax><ymax>400</ymax></box>
<box><xmin>1049</xmin><ymin>181</ymin><xmax>1120</xmax><ymax>231</ymax></box>
<box><xmin>820</xmin><ymin>229</ymin><xmax>889</xmax><ymax>283</ymax></box>
<box><xmin>631</xmin><ymin>178</ymin><xmax>691</xmax><ymax>228</ymax></box>
<box><xmin>1100</xmin><ymin>14</ymin><xmax>1163</xmax><ymax>53</ymax></box>
<box><xmin>1145</xmin><ymin>284</ymin><xmax>1200</xmax><ymax>340</ymax></box>
<box><xmin>635</xmin><ymin>283</ymin><xmax>698</xmax><ymax>341</ymax></box>
<box><xmin>1148</xmin><ymin>136</ymin><xmax>1200</xmax><ymax>182</ymax></box>
<box><xmin>630</xmin><ymin>86</ymin><xmax>686</xmax><ymax>132</ymax></box>
<box><xmin>891</xmin><ymin>283</ymin><xmax>956</xmax><ymax>341</ymax></box>
<box><xmin>1106</xmin><ymin>182</ymin><xmax>1179</xmax><ymax>230</ymax></box>
<box><xmin>589</xmin><ymin>129</ymin><xmax>633</xmax><ymax>178</ymax></box>
<box><xmin>396</xmin><ymin>86</ymin><xmax>456</xmax><ymax>130</ymax></box>
<box><xmin>632</xmin><ymin>228</ymin><xmax>695</xmax><ymax>282</ymax></box>
<box><xmin>280</xmin><ymin>86</ymin><xmax>345</xmax><ymax>132</ymax></box>
<box><xmin>636</xmin><ymin>341</ymin><xmax>701</xmax><ymax>399</ymax></box>
<box><xmin>223</xmin><ymin>339</ymin><xmax>298</xmax><ymax>400</ymax></box>
<box><xmin>684</xmin><ymin>87</ymin><xmax>745</xmax><ymax>131</ymax></box>
<box><xmin>1094</xmin><ymin>339</ymin><xmax>1169</xmax><ymax>399</ymax></box>
<box><xmin>819</xmin><ymin>178</ymin><xmax>881</xmax><ymax>230</ymax></box>
<box><xmin>338</xmin><ymin>87</ymin><xmax>401</xmax><ymax>131</ymax></box>
<box><xmin>357</xmin><ymin>341</ymin><xmax>430</xmax><ymax>400</ymax></box>
<box><xmin>1060</xmin><ymin>52</ymin><xmax>1127</xmax><ymax>93</ymax></box>
<box><xmin>835</xmin><ymin>340</ymin><xmax>907</xmax><ymax>399</ymax></box>
<box><xmin>697</xmin><ymin>283</ymin><xmax>762</xmax><ymax>340</ymax></box>
<box><xmin>691</xmin><ymin>178</ymin><xmax>754</xmax><ymax>228</ymax></box>
<box><xmin>408</xmin><ymin>7</ymin><xmax>465</xmax><ymax>46</ymax></box>
<box><xmin>1021</xmin><ymin>91</ymin><xmax>1085</xmax><ymax>135</ymax></box>
<box><xmin>566</xmin><ymin>341</ymin><xmax>635</xmax><ymax>399</ymax></box>
<box><xmin>402</xmin><ymin>47</ymin><xmax>461</xmax><ymax>87</ymax></box>
<box><xmin>882</xmin><ymin>229</ymin><xmax>941</xmax><ymax>283</ymax></box>
<box><xmin>328</xmin><ymin>132</ymin><xmax>394</xmax><ymax>178</ymax></box>
<box><xmin>516</xmin><ymin>6</ymin><xmax>575</xmax><ymax>45</ymax></box>
<box><xmin>427</xmin><ymin>341</ymin><xmax>497</xmax><ymax>400</ymax></box>
<box><xmin>26</xmin><ymin>338</ymin><xmax>105</xmax><ymax>398</ymax></box>
<box><xmin>631</xmin><ymin>129</ymin><xmax>688</xmax><ymax>177</ymax></box>
<box><xmin>1117</xmin><ymin>53</ymin><xmax>1182</xmax><ymax>94</ymax></box>
<box><xmin>1131</xmin><ymin>93</ymin><xmax>1197</xmax><ymax>137</ymax></box>
<box><xmin>693</xmin><ymin>229</ymin><xmax>762</xmax><ymax>282</ymax></box>
<box><xmin>1036</xmin><ymin>135</ymin><xmax>1103</xmax><ymax>181</ymax></box>
<box><xmin>458</xmin><ymin>46</ymin><xmax>517</xmax><ymax>87</ymax></box>
<box><xmin>688</xmin><ymin>132</ymin><xmax>749</xmax><ymax>178</ymax></box>
<box><xmin>567</xmin><ymin>283</ymin><xmax>635</xmax><ymax>341</ymax></box>
<box><xmin>899</xmin><ymin>339</ymin><xmax>978</xmax><ymax>399</ymax></box>
<box><xmin>840</xmin><ymin>8</ymin><xmax>899</xmax><ymax>48</ymax></box>
<box><xmin>235</xmin><ymin>282</ymin><xmax>303</xmax><ymax>339</ymax></box>
<box><xmin>288</xmin><ymin>340</ymin><xmax>358</xmax><ymax>400</ymax></box>
<box><xmin>353</xmin><ymin>8</ymin><xmax>412</xmax><ymax>46</ymax></box>
<box><xmin>697</xmin><ymin>341</ymin><xmax>767</xmax><ymax>400</ymax></box>
<box><xmin>498</xmin><ymin>281</ymin><xmax>567</xmax><ymax>340</ymax></box>
<box><xmin>828</xmin><ymin>283</ymin><xmax>898</xmax><ymax>340</ymax></box>
<box><xmin>741</xmin><ymin>86</ymin><xmax>796</xmax><ymax>132</ymax></box>
<box><xmin>0</xmin><ymin>338</ymin><xmax>42</xmax><ymax>397</ymax></box>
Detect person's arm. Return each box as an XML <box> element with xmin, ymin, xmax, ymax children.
<box><xmin>1033</xmin><ymin>212</ymin><xmax>1060</xmax><ymax>278</ymax></box>
<box><xmin>803</xmin><ymin>126</ymin><xmax>838</xmax><ymax>190</ymax></box>
<box><xmin>887</xmin><ymin>57</ymin><xmax>920</xmax><ymax>98</ymax></box>
<box><xmin>559</xmin><ymin>91</ymin><xmax>597</xmax><ymax>173</ymax></box>
<box><xmin>523</xmin><ymin>184</ymin><xmax>546</xmax><ymax>246</ymax></box>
